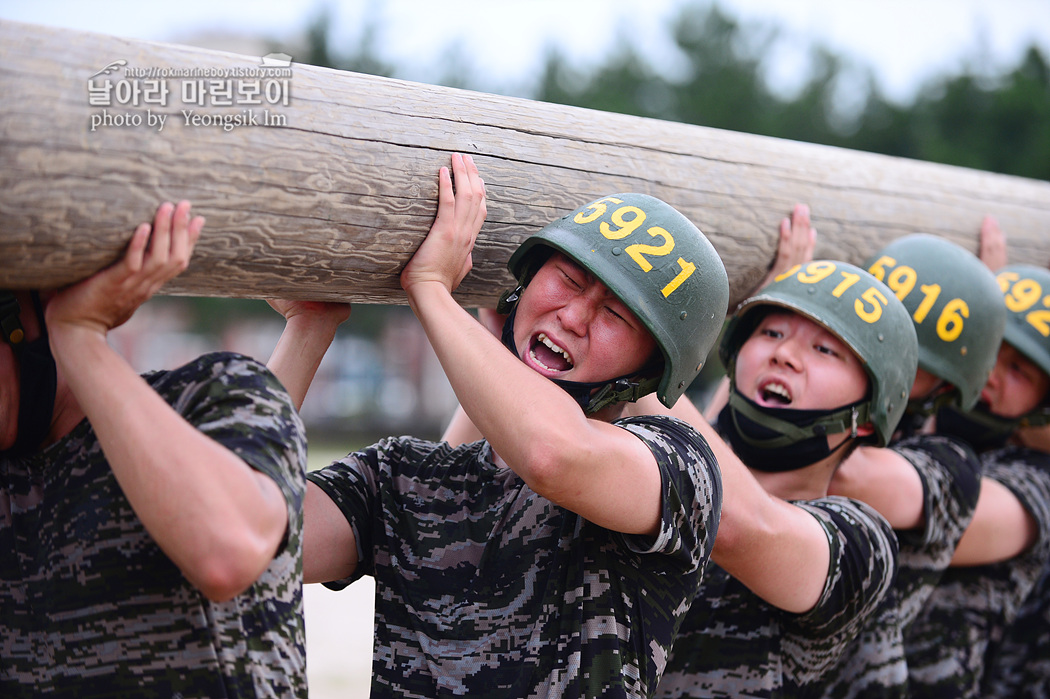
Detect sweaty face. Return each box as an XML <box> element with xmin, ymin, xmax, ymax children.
<box><xmin>981</xmin><ymin>343</ymin><xmax>1050</xmax><ymax>419</ymax></box>
<box><xmin>734</xmin><ymin>310</ymin><xmax>869</xmax><ymax>411</ymax></box>
<box><xmin>512</xmin><ymin>252</ymin><xmax>658</xmax><ymax>384</ymax></box>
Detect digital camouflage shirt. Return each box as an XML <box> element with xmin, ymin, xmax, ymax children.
<box><xmin>655</xmin><ymin>496</ymin><xmax>898</xmax><ymax>699</ymax></box>
<box><xmin>983</xmin><ymin>560</ymin><xmax>1050</xmax><ymax>698</ymax></box>
<box><xmin>0</xmin><ymin>352</ymin><xmax>308</xmax><ymax>698</ymax></box>
<box><xmin>815</xmin><ymin>434</ymin><xmax>982</xmax><ymax>699</ymax></box>
<box><xmin>904</xmin><ymin>446</ymin><xmax>1050</xmax><ymax>699</ymax></box>
<box><xmin>307</xmin><ymin>414</ymin><xmax>722</xmax><ymax>699</ymax></box>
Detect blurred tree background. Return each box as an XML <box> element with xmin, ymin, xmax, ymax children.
<box><xmin>160</xmin><ymin>0</ymin><xmax>1048</xmax><ymax>431</ymax></box>
<box><xmin>208</xmin><ymin>0</ymin><xmax>1049</xmax><ymax>317</ymax></box>
<box><xmin>294</xmin><ymin>1</ymin><xmax>1050</xmax><ymax>181</ymax></box>
<box><xmin>191</xmin><ymin>0</ymin><xmax>1050</xmax><ymax>336</ymax></box>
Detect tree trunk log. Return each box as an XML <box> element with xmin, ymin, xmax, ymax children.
<box><xmin>2</xmin><ymin>19</ymin><xmax>1049</xmax><ymax>309</ymax></box>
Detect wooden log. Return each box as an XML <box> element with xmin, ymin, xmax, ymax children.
<box><xmin>2</xmin><ymin>19</ymin><xmax>1049</xmax><ymax>309</ymax></box>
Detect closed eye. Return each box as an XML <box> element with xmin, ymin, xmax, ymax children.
<box><xmin>559</xmin><ymin>270</ymin><xmax>583</xmax><ymax>291</ymax></box>
<box><xmin>607</xmin><ymin>298</ymin><xmax>647</xmax><ymax>331</ymax></box>
<box><xmin>1011</xmin><ymin>361</ymin><xmax>1040</xmax><ymax>385</ymax></box>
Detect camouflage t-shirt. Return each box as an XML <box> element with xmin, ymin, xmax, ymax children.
<box><xmin>904</xmin><ymin>446</ymin><xmax>1050</xmax><ymax>699</ymax></box>
<box><xmin>655</xmin><ymin>495</ymin><xmax>898</xmax><ymax>698</ymax></box>
<box><xmin>983</xmin><ymin>560</ymin><xmax>1050</xmax><ymax>698</ymax></box>
<box><xmin>307</xmin><ymin>414</ymin><xmax>722</xmax><ymax>699</ymax></box>
<box><xmin>0</xmin><ymin>352</ymin><xmax>308</xmax><ymax>698</ymax></box>
<box><xmin>814</xmin><ymin>434</ymin><xmax>982</xmax><ymax>699</ymax></box>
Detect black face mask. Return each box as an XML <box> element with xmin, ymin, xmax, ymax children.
<box><xmin>935</xmin><ymin>402</ymin><xmax>1016</xmax><ymax>454</ymax></box>
<box><xmin>1</xmin><ymin>294</ymin><xmax>58</xmax><ymax>458</ymax></box>
<box><xmin>718</xmin><ymin>391</ymin><xmax>857</xmax><ymax>472</ymax></box>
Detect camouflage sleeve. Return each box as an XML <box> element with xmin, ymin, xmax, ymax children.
<box><xmin>981</xmin><ymin>448</ymin><xmax>1050</xmax><ymax>583</ymax></box>
<box><xmin>893</xmin><ymin>434</ymin><xmax>981</xmax><ymax>551</ymax></box>
<box><xmin>782</xmin><ymin>497</ymin><xmax>899</xmax><ymax>682</ymax></box>
<box><xmin>909</xmin><ymin>449</ymin><xmax>1050</xmax><ymax>698</ymax></box>
<box><xmin>983</xmin><ymin>563</ymin><xmax>1050</xmax><ymax>698</ymax></box>
<box><xmin>614</xmin><ymin>415</ymin><xmax>723</xmax><ymax>574</ymax></box>
<box><xmin>887</xmin><ymin>434</ymin><xmax>982</xmax><ymax>632</ymax></box>
<box><xmin>148</xmin><ymin>352</ymin><xmax>308</xmax><ymax>547</ymax></box>
<box><xmin>306</xmin><ymin>439</ymin><xmax>392</xmax><ymax>590</ymax></box>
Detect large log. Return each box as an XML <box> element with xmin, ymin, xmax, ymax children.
<box><xmin>2</xmin><ymin>19</ymin><xmax>1049</xmax><ymax>309</ymax></box>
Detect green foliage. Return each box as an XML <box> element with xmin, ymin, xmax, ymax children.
<box><xmin>289</xmin><ymin>1</ymin><xmax>1049</xmax><ymax>183</ymax></box>
<box><xmin>289</xmin><ymin>2</ymin><xmax>1048</xmax><ymax>184</ymax></box>
<box><xmin>175</xmin><ymin>297</ymin><xmax>272</xmax><ymax>334</ymax></box>
<box><xmin>527</xmin><ymin>2</ymin><xmax>1050</xmax><ymax>183</ymax></box>
<box><xmin>299</xmin><ymin>6</ymin><xmax>395</xmax><ymax>77</ymax></box>
<box><xmin>907</xmin><ymin>47</ymin><xmax>1050</xmax><ymax>180</ymax></box>
<box><xmin>666</xmin><ymin>5</ymin><xmax>779</xmax><ymax>133</ymax></box>
<box><xmin>224</xmin><ymin>2</ymin><xmax>1046</xmax><ymax>338</ymax></box>
<box><xmin>173</xmin><ymin>297</ymin><xmax>399</xmax><ymax>339</ymax></box>
<box><xmin>535</xmin><ymin>36</ymin><xmax>669</xmax><ymax>120</ymax></box>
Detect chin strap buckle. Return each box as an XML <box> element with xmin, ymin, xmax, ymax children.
<box><xmin>0</xmin><ymin>293</ymin><xmax>25</xmax><ymax>346</ymax></box>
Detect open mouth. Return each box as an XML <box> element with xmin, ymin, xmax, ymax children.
<box><xmin>529</xmin><ymin>332</ymin><xmax>574</xmax><ymax>372</ymax></box>
<box><xmin>759</xmin><ymin>380</ymin><xmax>792</xmax><ymax>406</ymax></box>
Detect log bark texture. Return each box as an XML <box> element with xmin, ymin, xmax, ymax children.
<box><xmin>2</xmin><ymin>19</ymin><xmax>1049</xmax><ymax>309</ymax></box>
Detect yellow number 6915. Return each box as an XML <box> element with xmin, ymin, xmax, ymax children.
<box><xmin>855</xmin><ymin>287</ymin><xmax>887</xmax><ymax>323</ymax></box>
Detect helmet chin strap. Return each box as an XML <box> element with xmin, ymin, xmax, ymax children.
<box><xmin>498</xmin><ymin>290</ymin><xmax>659</xmax><ymax>415</ymax></box>
<box><xmin>905</xmin><ymin>382</ymin><xmax>958</xmax><ymax>418</ymax></box>
<box><xmin>1019</xmin><ymin>406</ymin><xmax>1050</xmax><ymax>428</ymax></box>
<box><xmin>551</xmin><ymin>375</ymin><xmax>661</xmax><ymax>415</ymax></box>
<box><xmin>0</xmin><ymin>292</ymin><xmax>58</xmax><ymax>458</ymax></box>
<box><xmin>942</xmin><ymin>401</ymin><xmax>1050</xmax><ymax>432</ymax></box>
<box><xmin>719</xmin><ymin>384</ymin><xmax>871</xmax><ymax>473</ymax></box>
<box><xmin>0</xmin><ymin>293</ymin><xmax>25</xmax><ymax>345</ymax></box>
<box><xmin>725</xmin><ymin>384</ymin><xmax>870</xmax><ymax>449</ymax></box>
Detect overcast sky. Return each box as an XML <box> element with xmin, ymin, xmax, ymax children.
<box><xmin>2</xmin><ymin>0</ymin><xmax>1048</xmax><ymax>102</ymax></box>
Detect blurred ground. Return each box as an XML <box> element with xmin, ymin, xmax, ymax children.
<box><xmin>304</xmin><ymin>441</ymin><xmax>375</xmax><ymax>699</ymax></box>
<box><xmin>305</xmin><ymin>580</ymin><xmax>374</xmax><ymax>698</ymax></box>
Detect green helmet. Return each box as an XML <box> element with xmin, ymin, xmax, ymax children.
<box><xmin>505</xmin><ymin>193</ymin><xmax>729</xmax><ymax>409</ymax></box>
<box><xmin>865</xmin><ymin>235</ymin><xmax>1006</xmax><ymax>411</ymax></box>
<box><xmin>719</xmin><ymin>260</ymin><xmax>918</xmax><ymax>447</ymax></box>
<box><xmin>932</xmin><ymin>264</ymin><xmax>1050</xmax><ymax>440</ymax></box>
<box><xmin>996</xmin><ymin>264</ymin><xmax>1050</xmax><ymax>380</ymax></box>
